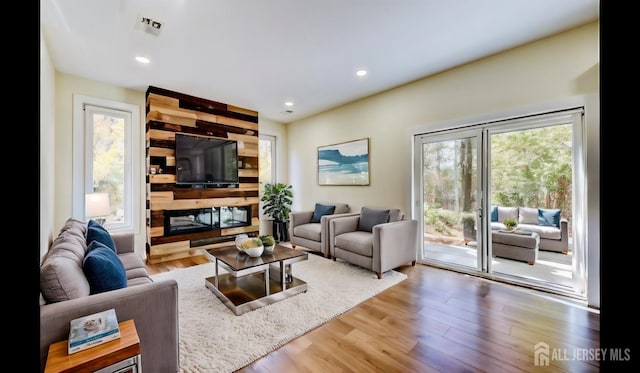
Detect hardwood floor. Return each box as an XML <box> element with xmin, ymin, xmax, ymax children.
<box><xmin>146</xmin><ymin>254</ymin><xmax>600</xmax><ymax>372</ymax></box>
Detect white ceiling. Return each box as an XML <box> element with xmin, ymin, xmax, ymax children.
<box><xmin>40</xmin><ymin>0</ymin><xmax>599</xmax><ymax>123</ymax></box>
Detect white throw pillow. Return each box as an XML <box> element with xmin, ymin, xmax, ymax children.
<box><xmin>497</xmin><ymin>206</ymin><xmax>518</xmax><ymax>222</ymax></box>
<box><xmin>519</xmin><ymin>207</ymin><xmax>539</xmax><ymax>225</ymax></box>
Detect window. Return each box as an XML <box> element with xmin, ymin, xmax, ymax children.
<box><xmin>73</xmin><ymin>95</ymin><xmax>140</xmax><ymax>232</ymax></box>
<box><xmin>259</xmin><ymin>134</ymin><xmax>277</xmax><ymax>186</ymax></box>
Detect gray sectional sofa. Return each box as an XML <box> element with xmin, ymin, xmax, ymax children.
<box><xmin>491</xmin><ymin>206</ymin><xmax>569</xmax><ymax>253</ymax></box>
<box><xmin>39</xmin><ymin>218</ymin><xmax>179</xmax><ymax>372</ymax></box>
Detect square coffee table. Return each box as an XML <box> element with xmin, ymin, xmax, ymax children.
<box><xmin>204</xmin><ymin>244</ymin><xmax>308</xmax><ymax>315</ymax></box>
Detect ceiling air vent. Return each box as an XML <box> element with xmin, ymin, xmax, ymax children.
<box><xmin>140</xmin><ymin>17</ymin><xmax>163</xmax><ymax>36</ymax></box>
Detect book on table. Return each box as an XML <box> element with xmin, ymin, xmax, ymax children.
<box><xmin>68</xmin><ymin>308</ymin><xmax>121</xmax><ymax>354</ymax></box>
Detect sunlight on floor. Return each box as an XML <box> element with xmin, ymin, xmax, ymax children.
<box><xmin>424</xmin><ymin>242</ymin><xmax>575</xmax><ymax>289</ymax></box>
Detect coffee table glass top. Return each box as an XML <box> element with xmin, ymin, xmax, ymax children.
<box><xmin>206</xmin><ymin>244</ymin><xmax>307</xmax><ymax>271</ymax></box>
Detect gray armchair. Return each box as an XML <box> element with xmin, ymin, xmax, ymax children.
<box><xmin>289</xmin><ymin>202</ymin><xmax>356</xmax><ymax>257</ymax></box>
<box><xmin>329</xmin><ymin>207</ymin><xmax>418</xmax><ymax>279</ymax></box>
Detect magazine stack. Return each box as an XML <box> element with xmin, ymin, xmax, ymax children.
<box><xmin>68</xmin><ymin>308</ymin><xmax>121</xmax><ymax>354</ymax></box>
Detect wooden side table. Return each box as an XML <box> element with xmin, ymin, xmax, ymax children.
<box><xmin>44</xmin><ymin>319</ymin><xmax>142</xmax><ymax>373</ymax></box>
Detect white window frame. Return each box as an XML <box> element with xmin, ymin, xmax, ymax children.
<box><xmin>72</xmin><ymin>94</ymin><xmax>140</xmax><ymax>233</ymax></box>
<box><xmin>409</xmin><ymin>94</ymin><xmax>599</xmax><ymax>307</ymax></box>
<box><xmin>259</xmin><ymin>133</ymin><xmax>278</xmax><ymax>185</ymax></box>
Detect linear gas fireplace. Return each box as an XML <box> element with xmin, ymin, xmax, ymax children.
<box><xmin>165</xmin><ymin>208</ymin><xmax>215</xmax><ymax>236</ymax></box>
<box><xmin>218</xmin><ymin>206</ymin><xmax>252</xmax><ymax>228</ymax></box>
<box><xmin>164</xmin><ymin>206</ymin><xmax>252</xmax><ymax>236</ymax></box>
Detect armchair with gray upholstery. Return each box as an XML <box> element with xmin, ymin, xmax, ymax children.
<box><xmin>329</xmin><ymin>206</ymin><xmax>418</xmax><ymax>279</ymax></box>
<box><xmin>289</xmin><ymin>202</ymin><xmax>357</xmax><ymax>257</ymax></box>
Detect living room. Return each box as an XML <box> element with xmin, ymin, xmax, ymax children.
<box><xmin>39</xmin><ymin>2</ymin><xmax>613</xmax><ymax>372</ymax></box>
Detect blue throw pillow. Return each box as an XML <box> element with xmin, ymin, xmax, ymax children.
<box><xmin>357</xmin><ymin>207</ymin><xmax>390</xmax><ymax>232</ymax></box>
<box><xmin>491</xmin><ymin>205</ymin><xmax>498</xmax><ymax>222</ymax></box>
<box><xmin>538</xmin><ymin>208</ymin><xmax>561</xmax><ymax>227</ymax></box>
<box><xmin>310</xmin><ymin>203</ymin><xmax>336</xmax><ymax>223</ymax></box>
<box><xmin>83</xmin><ymin>241</ymin><xmax>127</xmax><ymax>295</ymax></box>
<box><xmin>87</xmin><ymin>219</ymin><xmax>117</xmax><ymax>253</ymax></box>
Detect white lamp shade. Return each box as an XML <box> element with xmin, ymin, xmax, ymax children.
<box><xmin>86</xmin><ymin>193</ymin><xmax>111</xmax><ymax>218</ymax></box>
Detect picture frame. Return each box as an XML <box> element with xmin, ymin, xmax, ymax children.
<box><xmin>318</xmin><ymin>138</ymin><xmax>370</xmax><ymax>186</ymax></box>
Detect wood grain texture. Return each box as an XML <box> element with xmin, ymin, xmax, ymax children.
<box><xmin>146</xmin><ymin>92</ymin><xmax>179</xmax><ymax>107</ymax></box>
<box><xmin>228</xmin><ymin>104</ymin><xmax>259</xmax><ymax>117</ymax></box>
<box><xmin>150</xmin><ymin>197</ymin><xmax>260</xmax><ymax>211</ymax></box>
<box><xmin>44</xmin><ymin>320</ymin><xmax>140</xmax><ymax>373</ymax></box>
<box><xmin>145</xmin><ymin>258</ymin><xmax>602</xmax><ymax>372</ymax></box>
<box><xmin>146</xmin><ymin>86</ymin><xmax>260</xmax><ymax>263</ymax></box>
<box><xmin>146</xmin><ymin>110</ymin><xmax>197</xmax><ymax>127</ymax></box>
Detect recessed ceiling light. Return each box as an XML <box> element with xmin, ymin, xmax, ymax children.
<box><xmin>135</xmin><ymin>56</ymin><xmax>150</xmax><ymax>64</ymax></box>
<box><xmin>285</xmin><ymin>101</ymin><xmax>294</xmax><ymax>107</ymax></box>
<box><xmin>356</xmin><ymin>70</ymin><xmax>368</xmax><ymax>77</ymax></box>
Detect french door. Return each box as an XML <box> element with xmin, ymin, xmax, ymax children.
<box><xmin>417</xmin><ymin>129</ymin><xmax>485</xmax><ymax>273</ymax></box>
<box><xmin>414</xmin><ymin>109</ymin><xmax>586</xmax><ymax>298</ymax></box>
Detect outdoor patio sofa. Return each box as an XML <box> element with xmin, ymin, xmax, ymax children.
<box><xmin>464</xmin><ymin>206</ymin><xmax>569</xmax><ymax>254</ymax></box>
<box><xmin>491</xmin><ymin>206</ymin><xmax>569</xmax><ymax>253</ymax></box>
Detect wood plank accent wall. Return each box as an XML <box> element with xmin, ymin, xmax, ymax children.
<box><xmin>145</xmin><ymin>86</ymin><xmax>260</xmax><ymax>264</ymax></box>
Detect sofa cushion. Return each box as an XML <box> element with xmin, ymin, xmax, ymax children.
<box><xmin>518</xmin><ymin>224</ymin><xmax>562</xmax><ymax>240</ymax></box>
<box><xmin>335</xmin><ymin>231</ymin><xmax>374</xmax><ymax>257</ymax></box>
<box><xmin>292</xmin><ymin>223</ymin><xmax>322</xmax><ymax>242</ymax></box>
<box><xmin>40</xmin><ymin>218</ymin><xmax>91</xmax><ymax>303</ymax></box>
<box><xmin>539</xmin><ymin>208</ymin><xmax>561</xmax><ymax>228</ymax></box>
<box><xmin>519</xmin><ymin>207</ymin><xmax>539</xmax><ymax>225</ymax></box>
<box><xmin>86</xmin><ymin>219</ymin><xmax>117</xmax><ymax>253</ymax></box>
<box><xmin>497</xmin><ymin>206</ymin><xmax>518</xmax><ymax>223</ymax></box>
<box><xmin>491</xmin><ymin>205</ymin><xmax>498</xmax><ymax>222</ymax></box>
<box><xmin>310</xmin><ymin>203</ymin><xmax>336</xmax><ymax>223</ymax></box>
<box><xmin>83</xmin><ymin>241</ymin><xmax>127</xmax><ymax>295</ymax></box>
<box><xmin>358</xmin><ymin>207</ymin><xmax>390</xmax><ymax>232</ymax></box>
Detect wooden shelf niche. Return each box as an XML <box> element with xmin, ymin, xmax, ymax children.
<box><xmin>145</xmin><ymin>86</ymin><xmax>260</xmax><ymax>263</ymax></box>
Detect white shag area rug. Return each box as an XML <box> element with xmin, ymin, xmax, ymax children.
<box><xmin>151</xmin><ymin>254</ymin><xmax>407</xmax><ymax>373</ymax></box>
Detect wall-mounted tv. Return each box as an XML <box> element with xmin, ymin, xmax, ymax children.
<box><xmin>175</xmin><ymin>133</ymin><xmax>239</xmax><ymax>188</ymax></box>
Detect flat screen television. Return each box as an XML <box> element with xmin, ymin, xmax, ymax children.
<box><xmin>175</xmin><ymin>133</ymin><xmax>239</xmax><ymax>187</ymax></box>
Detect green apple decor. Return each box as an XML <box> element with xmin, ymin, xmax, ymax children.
<box><xmin>260</xmin><ymin>235</ymin><xmax>276</xmax><ymax>254</ymax></box>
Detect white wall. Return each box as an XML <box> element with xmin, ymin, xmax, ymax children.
<box><xmin>286</xmin><ymin>21</ymin><xmax>600</xmax><ymax>307</ymax></box>
<box><xmin>40</xmin><ymin>31</ymin><xmax>56</xmax><ymax>262</ymax></box>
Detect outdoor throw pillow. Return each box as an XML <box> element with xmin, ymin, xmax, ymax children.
<box><xmin>519</xmin><ymin>207</ymin><xmax>539</xmax><ymax>225</ymax></box>
<box><xmin>357</xmin><ymin>207</ymin><xmax>390</xmax><ymax>232</ymax></box>
<box><xmin>491</xmin><ymin>205</ymin><xmax>498</xmax><ymax>222</ymax></box>
<box><xmin>83</xmin><ymin>240</ymin><xmax>127</xmax><ymax>295</ymax></box>
<box><xmin>498</xmin><ymin>206</ymin><xmax>518</xmax><ymax>223</ymax></box>
<box><xmin>86</xmin><ymin>219</ymin><xmax>117</xmax><ymax>253</ymax></box>
<box><xmin>310</xmin><ymin>203</ymin><xmax>336</xmax><ymax>223</ymax></box>
<box><xmin>539</xmin><ymin>208</ymin><xmax>561</xmax><ymax>227</ymax></box>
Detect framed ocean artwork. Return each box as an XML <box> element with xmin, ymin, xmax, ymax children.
<box><xmin>318</xmin><ymin>138</ymin><xmax>369</xmax><ymax>186</ymax></box>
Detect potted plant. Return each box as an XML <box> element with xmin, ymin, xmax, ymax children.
<box><xmin>503</xmin><ymin>217</ymin><xmax>518</xmax><ymax>231</ymax></box>
<box><xmin>260</xmin><ymin>183</ymin><xmax>293</xmax><ymax>242</ymax></box>
<box><xmin>259</xmin><ymin>235</ymin><xmax>276</xmax><ymax>254</ymax></box>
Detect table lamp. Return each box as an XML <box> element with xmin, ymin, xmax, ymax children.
<box><xmin>86</xmin><ymin>193</ymin><xmax>111</xmax><ymax>225</ymax></box>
